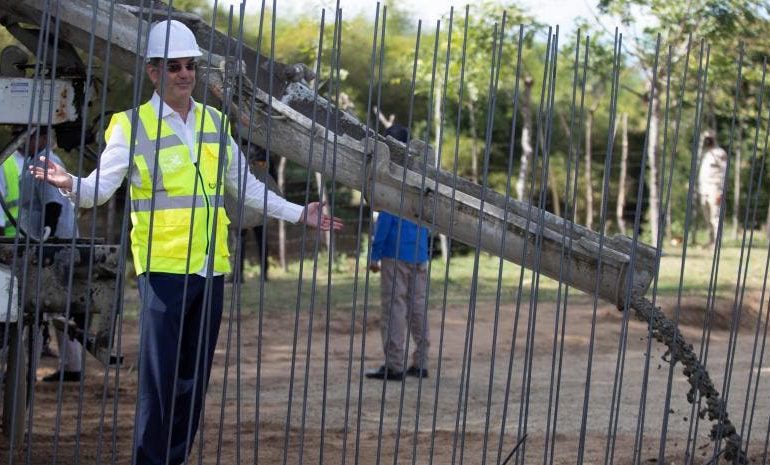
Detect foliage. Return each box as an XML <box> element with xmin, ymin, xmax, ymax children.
<box><xmin>241</xmin><ymin>0</ymin><xmax>770</xmax><ymax>244</ymax></box>
<box><xmin>3</xmin><ymin>0</ymin><xmax>770</xmax><ymax>252</ymax></box>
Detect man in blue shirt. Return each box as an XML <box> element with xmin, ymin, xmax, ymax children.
<box><xmin>366</xmin><ymin>124</ymin><xmax>431</xmax><ymax>380</ymax></box>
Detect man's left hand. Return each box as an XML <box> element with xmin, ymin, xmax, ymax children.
<box><xmin>300</xmin><ymin>201</ymin><xmax>344</xmax><ymax>231</ymax></box>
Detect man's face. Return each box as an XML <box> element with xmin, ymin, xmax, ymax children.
<box><xmin>147</xmin><ymin>57</ymin><xmax>197</xmax><ymax>104</ymax></box>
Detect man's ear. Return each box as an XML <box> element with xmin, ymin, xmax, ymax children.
<box><xmin>146</xmin><ymin>63</ymin><xmax>159</xmax><ymax>86</ymax></box>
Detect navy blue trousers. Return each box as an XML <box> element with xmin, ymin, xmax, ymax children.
<box><xmin>134</xmin><ymin>273</ymin><xmax>224</xmax><ymax>465</ymax></box>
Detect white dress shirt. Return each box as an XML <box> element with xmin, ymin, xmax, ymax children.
<box><xmin>698</xmin><ymin>146</ymin><xmax>728</xmax><ymax>196</ymax></box>
<box><xmin>66</xmin><ymin>93</ymin><xmax>304</xmax><ymax>274</ymax></box>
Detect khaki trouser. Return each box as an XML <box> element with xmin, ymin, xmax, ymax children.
<box><xmin>700</xmin><ymin>191</ymin><xmax>722</xmax><ymax>244</ymax></box>
<box><xmin>380</xmin><ymin>258</ymin><xmax>429</xmax><ymax>372</ymax></box>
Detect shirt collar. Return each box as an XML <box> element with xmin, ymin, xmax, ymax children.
<box><xmin>149</xmin><ymin>92</ymin><xmax>198</xmax><ymax>119</ymax></box>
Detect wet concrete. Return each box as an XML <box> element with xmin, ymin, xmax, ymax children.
<box><xmin>631</xmin><ymin>294</ymin><xmax>746</xmax><ymax>464</ymax></box>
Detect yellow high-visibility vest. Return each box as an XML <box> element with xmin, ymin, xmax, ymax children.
<box><xmin>106</xmin><ymin>101</ymin><xmax>232</xmax><ymax>275</ymax></box>
<box><xmin>1</xmin><ymin>156</ymin><xmax>20</xmax><ymax>237</ymax></box>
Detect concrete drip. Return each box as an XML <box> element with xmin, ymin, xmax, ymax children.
<box><xmin>630</xmin><ymin>294</ymin><xmax>746</xmax><ymax>463</ymax></box>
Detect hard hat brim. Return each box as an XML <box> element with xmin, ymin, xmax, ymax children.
<box><xmin>146</xmin><ymin>49</ymin><xmax>203</xmax><ymax>59</ymax></box>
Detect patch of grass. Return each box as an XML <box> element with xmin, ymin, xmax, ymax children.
<box><xmin>654</xmin><ymin>242</ymin><xmax>770</xmax><ymax>300</ymax></box>
<box><xmin>120</xmin><ymin>240</ymin><xmax>770</xmax><ymax>319</ymax></box>
<box><xmin>229</xmin><ymin>252</ymin><xmax>540</xmax><ymax>316</ymax></box>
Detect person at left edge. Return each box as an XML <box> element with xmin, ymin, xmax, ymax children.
<box><xmin>1</xmin><ymin>125</ymin><xmax>84</xmax><ymax>382</ymax></box>
<box><xmin>30</xmin><ymin>19</ymin><xmax>343</xmax><ymax>465</ymax></box>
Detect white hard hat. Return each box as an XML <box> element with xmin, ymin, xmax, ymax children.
<box><xmin>145</xmin><ymin>20</ymin><xmax>202</xmax><ymax>59</ymax></box>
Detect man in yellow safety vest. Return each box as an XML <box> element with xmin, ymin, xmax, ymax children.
<box><xmin>31</xmin><ymin>19</ymin><xmax>342</xmax><ymax>465</ymax></box>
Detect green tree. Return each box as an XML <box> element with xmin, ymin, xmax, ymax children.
<box><xmin>598</xmin><ymin>0</ymin><xmax>770</xmax><ymax>246</ymax></box>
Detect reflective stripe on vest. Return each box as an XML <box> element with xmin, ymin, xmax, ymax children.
<box><xmin>1</xmin><ymin>156</ymin><xmax>19</xmax><ymax>237</ymax></box>
<box><xmin>106</xmin><ymin>101</ymin><xmax>232</xmax><ymax>275</ymax></box>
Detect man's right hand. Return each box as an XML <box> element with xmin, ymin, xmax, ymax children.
<box><xmin>29</xmin><ymin>156</ymin><xmax>73</xmax><ymax>191</ymax></box>
<box><xmin>369</xmin><ymin>261</ymin><xmax>380</xmax><ymax>273</ymax></box>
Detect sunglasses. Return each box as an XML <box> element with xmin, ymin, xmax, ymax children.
<box><xmin>164</xmin><ymin>60</ymin><xmax>197</xmax><ymax>73</ymax></box>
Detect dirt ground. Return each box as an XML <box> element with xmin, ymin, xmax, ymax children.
<box><xmin>2</xmin><ymin>289</ymin><xmax>770</xmax><ymax>464</ymax></box>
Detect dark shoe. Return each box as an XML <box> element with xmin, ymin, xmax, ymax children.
<box><xmin>365</xmin><ymin>365</ymin><xmax>403</xmax><ymax>381</ymax></box>
<box><xmin>405</xmin><ymin>366</ymin><xmax>429</xmax><ymax>378</ymax></box>
<box><xmin>42</xmin><ymin>370</ymin><xmax>82</xmax><ymax>383</ymax></box>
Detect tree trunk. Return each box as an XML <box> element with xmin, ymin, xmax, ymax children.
<box><xmin>554</xmin><ymin>111</ymin><xmax>574</xmax><ymax>218</ymax></box>
<box><xmin>662</xmin><ymin>118</ymin><xmax>672</xmax><ymax>242</ymax></box>
<box><xmin>647</xmin><ymin>84</ymin><xmax>661</xmax><ymax>248</ymax></box>
<box><xmin>468</xmin><ymin>99</ymin><xmax>479</xmax><ymax>184</ymax></box>
<box><xmin>732</xmin><ymin>125</ymin><xmax>742</xmax><ymax>240</ymax></box>
<box><xmin>277</xmin><ymin>156</ymin><xmax>287</xmax><ymax>271</ymax></box>
<box><xmin>549</xmin><ymin>172</ymin><xmax>561</xmax><ymax>217</ymax></box>
<box><xmin>515</xmin><ymin>76</ymin><xmax>534</xmax><ymax>200</ymax></box>
<box><xmin>616</xmin><ymin>113</ymin><xmax>629</xmax><ymax>235</ymax></box>
<box><xmin>585</xmin><ymin>109</ymin><xmax>594</xmax><ymax>230</ymax></box>
<box><xmin>542</xmin><ymin>117</ymin><xmax>561</xmax><ymax>217</ymax></box>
